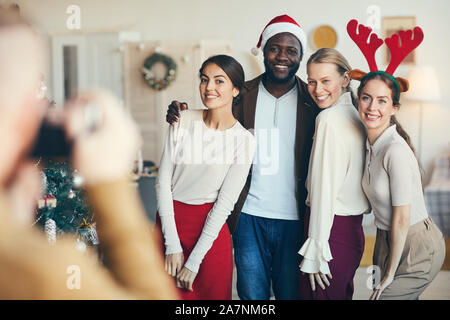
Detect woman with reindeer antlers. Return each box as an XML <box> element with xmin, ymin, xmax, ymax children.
<box><xmin>348</xmin><ymin>19</ymin><xmax>445</xmax><ymax>300</ymax></box>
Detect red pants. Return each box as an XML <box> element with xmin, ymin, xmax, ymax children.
<box><xmin>155</xmin><ymin>200</ymin><xmax>233</xmax><ymax>300</ymax></box>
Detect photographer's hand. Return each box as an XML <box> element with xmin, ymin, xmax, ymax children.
<box><xmin>63</xmin><ymin>90</ymin><xmax>178</xmax><ymax>299</ymax></box>
<box><xmin>64</xmin><ymin>90</ymin><xmax>142</xmax><ymax>185</ymax></box>
<box><xmin>4</xmin><ymin>161</ymin><xmax>42</xmax><ymax>226</ymax></box>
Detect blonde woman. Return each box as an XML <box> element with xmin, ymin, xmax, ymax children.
<box><xmin>298</xmin><ymin>48</ymin><xmax>370</xmax><ymax>300</ymax></box>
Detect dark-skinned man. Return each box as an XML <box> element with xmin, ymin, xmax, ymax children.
<box><xmin>166</xmin><ymin>15</ymin><xmax>320</xmax><ymax>300</ymax></box>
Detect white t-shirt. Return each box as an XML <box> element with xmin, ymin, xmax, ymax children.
<box><xmin>241</xmin><ymin>82</ymin><xmax>299</xmax><ymax>220</ymax></box>
<box><xmin>298</xmin><ymin>92</ymin><xmax>370</xmax><ymax>274</ymax></box>
<box><xmin>155</xmin><ymin>109</ymin><xmax>256</xmax><ymax>273</ymax></box>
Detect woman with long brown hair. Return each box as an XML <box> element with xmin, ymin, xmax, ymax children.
<box><xmin>155</xmin><ymin>55</ymin><xmax>256</xmax><ymax>300</ymax></box>
<box><xmin>357</xmin><ymin>72</ymin><xmax>445</xmax><ymax>300</ymax></box>
<box><xmin>347</xmin><ymin>19</ymin><xmax>445</xmax><ymax>299</ymax></box>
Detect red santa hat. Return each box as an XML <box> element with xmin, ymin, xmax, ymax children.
<box><xmin>251</xmin><ymin>14</ymin><xmax>307</xmax><ymax>56</ymax></box>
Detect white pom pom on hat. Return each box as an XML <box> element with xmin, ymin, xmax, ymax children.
<box><xmin>251</xmin><ymin>46</ymin><xmax>260</xmax><ymax>56</ymax></box>
<box><xmin>252</xmin><ymin>14</ymin><xmax>307</xmax><ymax>56</ymax></box>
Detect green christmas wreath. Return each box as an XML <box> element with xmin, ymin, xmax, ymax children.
<box><xmin>142</xmin><ymin>53</ymin><xmax>177</xmax><ymax>91</ymax></box>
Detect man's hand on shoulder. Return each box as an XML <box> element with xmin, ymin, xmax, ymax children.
<box><xmin>166</xmin><ymin>101</ymin><xmax>188</xmax><ymax>125</ymax></box>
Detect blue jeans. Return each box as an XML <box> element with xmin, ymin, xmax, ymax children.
<box><xmin>232</xmin><ymin>212</ymin><xmax>302</xmax><ymax>300</ymax></box>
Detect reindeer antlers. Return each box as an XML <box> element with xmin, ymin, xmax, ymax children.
<box><xmin>347</xmin><ymin>19</ymin><xmax>384</xmax><ymax>72</ymax></box>
<box><xmin>385</xmin><ymin>27</ymin><xmax>424</xmax><ymax>75</ymax></box>
<box><xmin>347</xmin><ymin>19</ymin><xmax>424</xmax><ymax>77</ymax></box>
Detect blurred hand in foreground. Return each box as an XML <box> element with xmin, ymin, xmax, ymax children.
<box><xmin>64</xmin><ymin>90</ymin><xmax>142</xmax><ymax>185</ymax></box>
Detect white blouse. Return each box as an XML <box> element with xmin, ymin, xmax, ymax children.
<box><xmin>298</xmin><ymin>92</ymin><xmax>370</xmax><ymax>274</ymax></box>
<box><xmin>155</xmin><ymin>109</ymin><xmax>256</xmax><ymax>273</ymax></box>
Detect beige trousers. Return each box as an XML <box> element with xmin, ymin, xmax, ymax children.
<box><xmin>373</xmin><ymin>217</ymin><xmax>446</xmax><ymax>300</ymax></box>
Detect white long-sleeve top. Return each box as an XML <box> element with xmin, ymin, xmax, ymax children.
<box><xmin>155</xmin><ymin>109</ymin><xmax>256</xmax><ymax>273</ymax></box>
<box><xmin>298</xmin><ymin>92</ymin><xmax>370</xmax><ymax>274</ymax></box>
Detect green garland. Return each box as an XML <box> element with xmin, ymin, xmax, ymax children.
<box><xmin>142</xmin><ymin>53</ymin><xmax>177</xmax><ymax>91</ymax></box>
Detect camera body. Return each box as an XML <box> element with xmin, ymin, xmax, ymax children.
<box><xmin>29</xmin><ymin>99</ymin><xmax>102</xmax><ymax>160</ymax></box>
<box><xmin>29</xmin><ymin>120</ymin><xmax>72</xmax><ymax>159</ymax></box>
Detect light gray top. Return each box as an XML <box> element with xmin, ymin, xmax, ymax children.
<box><xmin>362</xmin><ymin>124</ymin><xmax>428</xmax><ymax>231</ymax></box>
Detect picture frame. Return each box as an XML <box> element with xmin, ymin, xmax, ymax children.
<box><xmin>382</xmin><ymin>16</ymin><xmax>417</xmax><ymax>65</ymax></box>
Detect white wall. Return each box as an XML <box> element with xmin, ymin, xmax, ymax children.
<box><xmin>9</xmin><ymin>0</ymin><xmax>450</xmax><ymax>183</ymax></box>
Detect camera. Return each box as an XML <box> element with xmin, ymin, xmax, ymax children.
<box><xmin>29</xmin><ymin>118</ymin><xmax>73</xmax><ymax>160</ymax></box>
<box><xmin>28</xmin><ymin>99</ymin><xmax>103</xmax><ymax>160</ymax></box>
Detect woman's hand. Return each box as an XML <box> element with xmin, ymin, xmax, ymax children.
<box><xmin>369</xmin><ymin>205</ymin><xmax>409</xmax><ymax>300</ymax></box>
<box><xmin>370</xmin><ymin>273</ymin><xmax>394</xmax><ymax>300</ymax></box>
<box><xmin>176</xmin><ymin>266</ymin><xmax>197</xmax><ymax>291</ymax></box>
<box><xmin>304</xmin><ymin>272</ymin><xmax>332</xmax><ymax>291</ymax></box>
<box><xmin>165</xmin><ymin>252</ymin><xmax>184</xmax><ymax>277</ymax></box>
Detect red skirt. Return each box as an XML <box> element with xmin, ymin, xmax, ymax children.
<box><xmin>155</xmin><ymin>200</ymin><xmax>233</xmax><ymax>300</ymax></box>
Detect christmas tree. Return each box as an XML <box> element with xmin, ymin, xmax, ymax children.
<box><xmin>36</xmin><ymin>160</ymin><xmax>95</xmax><ymax>239</ymax></box>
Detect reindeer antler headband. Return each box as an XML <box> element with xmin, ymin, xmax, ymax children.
<box><xmin>346</xmin><ymin>19</ymin><xmax>424</xmax><ymax>100</ymax></box>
